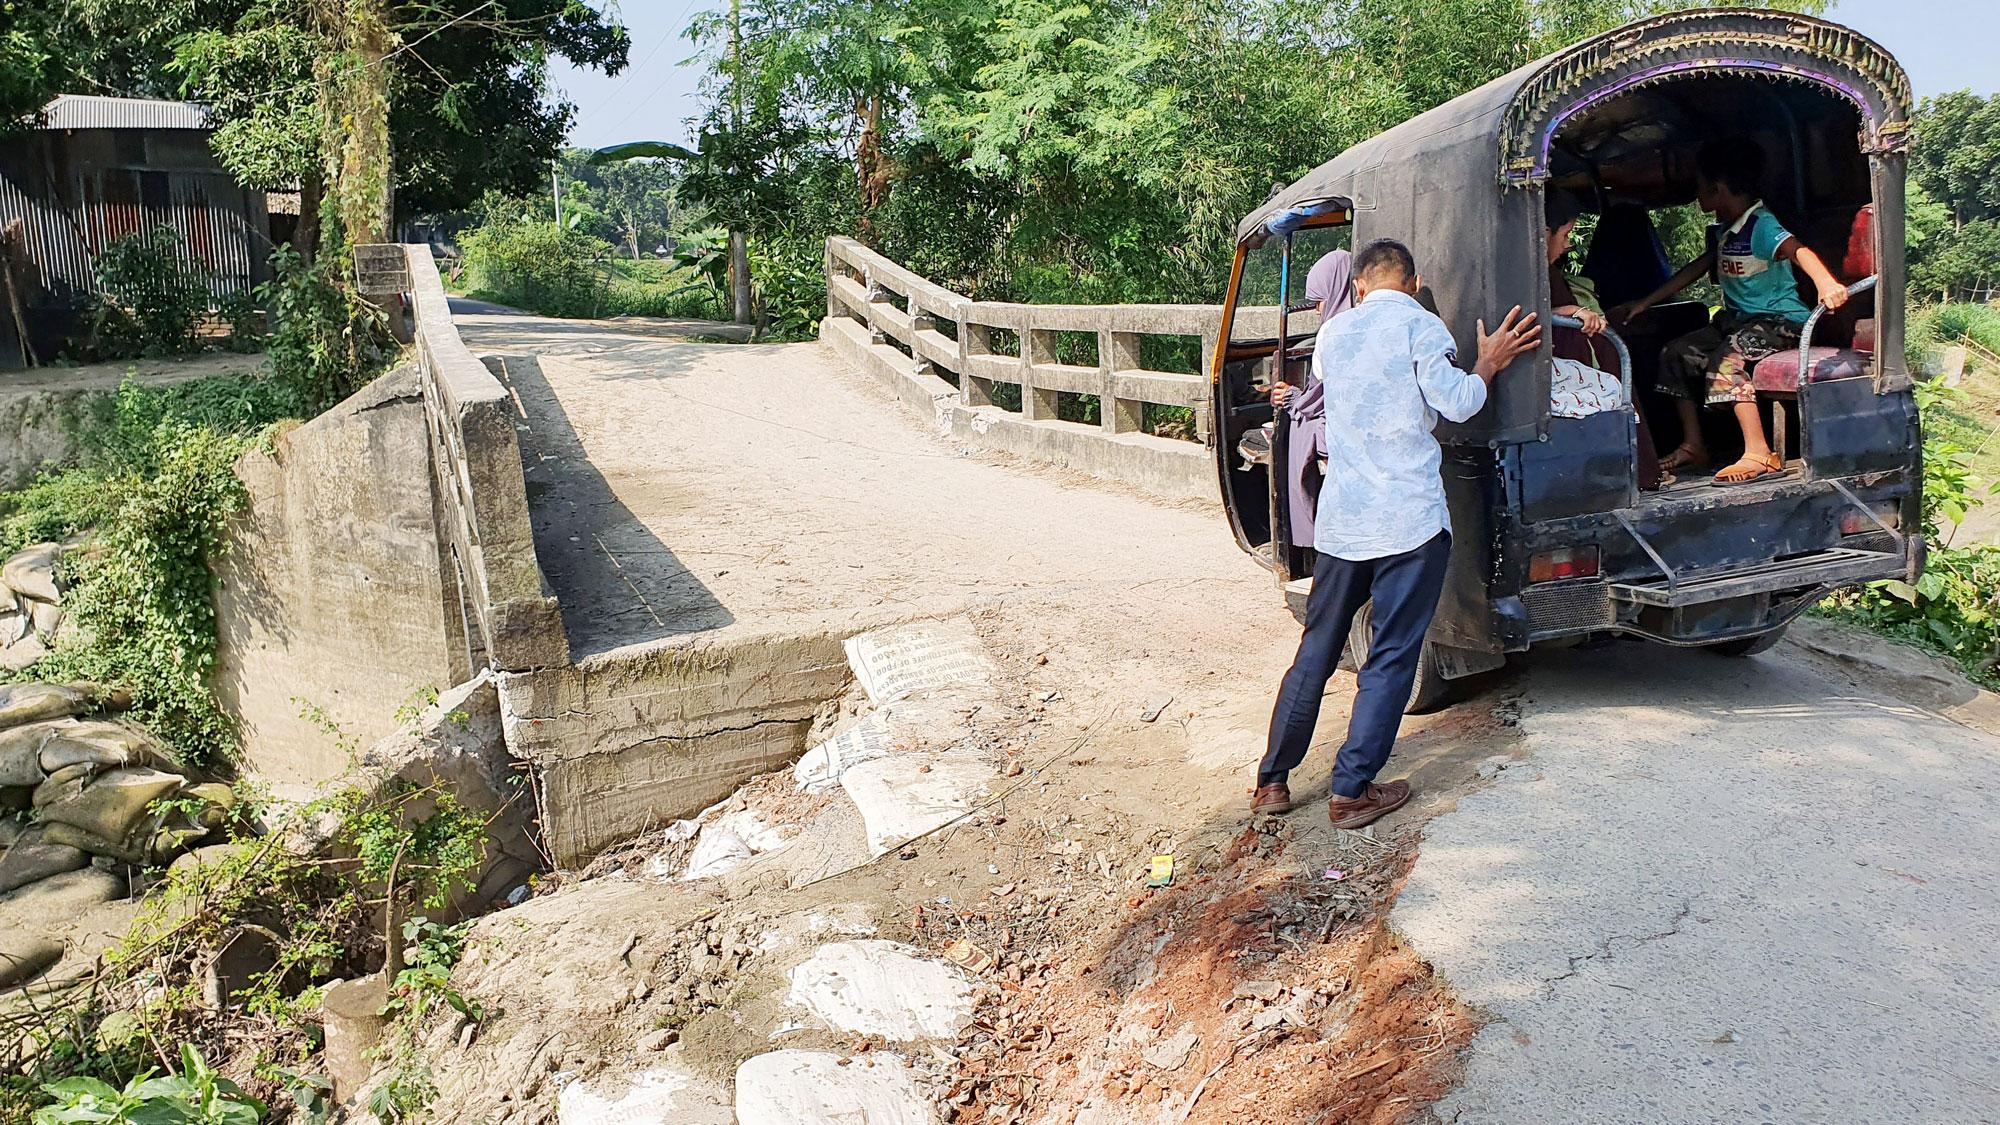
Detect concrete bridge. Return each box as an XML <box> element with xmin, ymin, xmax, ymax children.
<box><xmin>202</xmin><ymin>243</ymin><xmax>2000</xmax><ymax>1120</ymax></box>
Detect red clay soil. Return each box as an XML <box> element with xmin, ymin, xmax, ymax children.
<box><xmin>934</xmin><ymin>819</ymin><xmax>1476</xmax><ymax>1124</ymax></box>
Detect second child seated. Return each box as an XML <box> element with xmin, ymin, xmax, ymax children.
<box><xmin>1614</xmin><ymin>141</ymin><xmax>1849</xmax><ymax>485</ymax></box>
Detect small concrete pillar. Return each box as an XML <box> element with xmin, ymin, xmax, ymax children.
<box><xmin>1023</xmin><ymin>329</ymin><xmax>1061</xmax><ymax>422</ymax></box>
<box><xmin>961</xmin><ymin>320</ymin><xmax>995</xmax><ymax>407</ymax></box>
<box><xmin>1101</xmin><ymin>330</ymin><xmax>1144</xmax><ymax>435</ymax></box>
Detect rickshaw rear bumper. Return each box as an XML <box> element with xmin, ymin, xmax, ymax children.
<box><xmin>1505</xmin><ymin>532</ymin><xmax>1922</xmax><ymax>649</ymax></box>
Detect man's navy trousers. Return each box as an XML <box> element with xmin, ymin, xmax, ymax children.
<box><xmin>1259</xmin><ymin>530</ymin><xmax>1452</xmax><ymax>798</ymax></box>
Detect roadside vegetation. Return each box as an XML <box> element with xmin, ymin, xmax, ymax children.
<box><xmin>455</xmin><ymin>217</ymin><xmax>725</xmax><ymax>322</ymax></box>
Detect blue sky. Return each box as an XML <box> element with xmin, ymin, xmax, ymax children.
<box><xmin>550</xmin><ymin>0</ymin><xmax>1992</xmax><ymax>151</ymax></box>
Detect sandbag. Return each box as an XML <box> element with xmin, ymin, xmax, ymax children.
<box><xmin>0</xmin><ymin>543</ymin><xmax>61</xmax><ymax>604</ymax></box>
<box><xmin>39</xmin><ymin>767</ymin><xmax>187</xmax><ymax>847</ymax></box>
<box><xmin>0</xmin><ymin>720</ymin><xmax>62</xmax><ymax>787</ymax></box>
<box><xmin>37</xmin><ymin>720</ymin><xmax>173</xmax><ymax>775</ymax></box>
<box><xmin>0</xmin><ymin>683</ymin><xmax>89</xmax><ymax>729</ymax></box>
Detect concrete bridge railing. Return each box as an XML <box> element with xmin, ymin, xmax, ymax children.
<box><xmin>822</xmin><ymin>236</ymin><xmax>1233</xmax><ymax>500</ymax></box>
<box><xmin>403</xmin><ymin>244</ymin><xmax>568</xmax><ymax>674</ymax></box>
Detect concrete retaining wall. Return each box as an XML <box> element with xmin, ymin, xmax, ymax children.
<box><xmin>497</xmin><ymin>628</ymin><xmax>854</xmax><ymax>866</ymax></box>
<box><xmin>213</xmin><ymin>367</ymin><xmax>470</xmax><ymax>786</ymax></box>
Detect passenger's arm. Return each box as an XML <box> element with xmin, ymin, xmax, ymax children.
<box><xmin>1611</xmin><ymin>252</ymin><xmax>1712</xmax><ymax>323</ymax></box>
<box><xmin>1777</xmin><ymin>237</ymin><xmax>1849</xmax><ymax>310</ymax></box>
<box><xmin>1407</xmin><ymin>316</ymin><xmax>1488</xmax><ymax>423</ymax></box>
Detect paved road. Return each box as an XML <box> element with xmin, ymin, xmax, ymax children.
<box><xmin>1397</xmin><ymin>641</ymin><xmax>2000</xmax><ymax>1124</ymax></box>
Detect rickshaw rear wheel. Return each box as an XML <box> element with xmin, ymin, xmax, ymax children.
<box><xmin>1347</xmin><ymin>601</ymin><xmax>1452</xmax><ymax>714</ymax></box>
<box><xmin>1704</xmin><ymin>625</ymin><xmax>1788</xmax><ymax>657</ymax></box>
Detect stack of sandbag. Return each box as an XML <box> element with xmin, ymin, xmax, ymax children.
<box><xmin>0</xmin><ymin>682</ymin><xmax>234</xmax><ymax>894</ymax></box>
<box><xmin>0</xmin><ymin>542</ymin><xmax>67</xmax><ymax>673</ymax></box>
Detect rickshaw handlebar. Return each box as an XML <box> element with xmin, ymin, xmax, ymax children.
<box><xmin>1549</xmin><ymin>313</ymin><xmax>1634</xmax><ymax>405</ymax></box>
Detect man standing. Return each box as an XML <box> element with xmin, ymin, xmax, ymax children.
<box><xmin>1252</xmin><ymin>239</ymin><xmax>1541</xmax><ymax>828</ymax></box>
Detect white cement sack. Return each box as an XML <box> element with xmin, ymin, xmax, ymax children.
<box><xmin>556</xmin><ymin>1065</ymin><xmax>731</xmax><ymax>1125</ymax></box>
<box><xmin>678</xmin><ymin>811</ymin><xmax>789</xmax><ymax>881</ymax></box>
<box><xmin>843</xmin><ymin>621</ymin><xmax>995</xmax><ymax>705</ymax></box>
<box><xmin>839</xmin><ymin>747</ymin><xmax>995</xmax><ymax>857</ymax></box>
<box><xmin>785</xmin><ymin>939</ymin><xmax>975</xmax><ymax>1041</ymax></box>
<box><xmin>794</xmin><ymin>712</ymin><xmax>894</xmax><ymax>792</ymax></box>
<box><xmin>734</xmin><ymin>1050</ymin><xmax>936</xmax><ymax>1125</ymax></box>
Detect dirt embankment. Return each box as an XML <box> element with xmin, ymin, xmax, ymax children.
<box><xmin>405</xmin><ymin>592</ymin><xmax>1519</xmax><ymax>1124</ymax></box>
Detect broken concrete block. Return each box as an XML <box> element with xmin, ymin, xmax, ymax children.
<box><xmin>32</xmin><ymin>762</ymin><xmax>96</xmax><ymax>808</ymax></box>
<box><xmin>39</xmin><ymin>767</ymin><xmax>186</xmax><ymax>845</ymax></box>
<box><xmin>734</xmin><ymin>1050</ymin><xmax>935</xmax><ymax>1125</ymax></box>
<box><xmin>0</xmin><ymin>831</ymin><xmax>90</xmax><ymax>894</ymax></box>
<box><xmin>0</xmin><ymin>544</ymin><xmax>60</xmax><ymax>604</ymax></box>
<box><xmin>785</xmin><ymin>939</ymin><xmax>976</xmax><ymax>1041</ymax></box>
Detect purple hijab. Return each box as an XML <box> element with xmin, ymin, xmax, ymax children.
<box><xmin>1284</xmin><ymin>250</ymin><xmax>1354</xmax><ymax>547</ymax></box>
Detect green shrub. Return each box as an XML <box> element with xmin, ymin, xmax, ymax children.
<box><xmin>750</xmin><ymin>236</ymin><xmax>827</xmax><ymax>341</ymax></box>
<box><xmin>89</xmin><ymin>226</ymin><xmax>213</xmax><ymax>358</ymax></box>
<box><xmin>1822</xmin><ymin>378</ymin><xmax>2000</xmax><ymax>686</ymax></box>
<box><xmin>1909</xmin><ymin>302</ymin><xmax>2000</xmax><ymax>372</ymax></box>
<box><xmin>34</xmin><ymin>1045</ymin><xmax>265</xmax><ymax>1125</ymax></box>
<box><xmin>264</xmin><ymin>242</ymin><xmax>394</xmax><ymax>415</ymax></box>
<box><xmin>0</xmin><ymin>375</ymin><xmax>310</xmax><ymax>764</ymax></box>
<box><xmin>460</xmin><ymin>220</ymin><xmax>614</xmax><ymax>318</ymax></box>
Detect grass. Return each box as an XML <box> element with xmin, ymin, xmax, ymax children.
<box><xmin>456</xmin><ymin>254</ymin><xmax>726</xmax><ymax>321</ymax></box>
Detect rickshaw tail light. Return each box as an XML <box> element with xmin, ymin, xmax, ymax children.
<box><xmin>1839</xmin><ymin>504</ymin><xmax>1901</xmax><ymax>536</ymax></box>
<box><xmin>1529</xmin><ymin>547</ymin><xmax>1599</xmax><ymax>584</ymax></box>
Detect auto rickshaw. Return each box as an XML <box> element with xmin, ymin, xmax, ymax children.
<box><xmin>1213</xmin><ymin>8</ymin><xmax>1923</xmax><ymax>710</ymax></box>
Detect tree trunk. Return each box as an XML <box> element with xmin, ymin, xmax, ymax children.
<box><xmin>729</xmin><ymin>230</ymin><xmax>752</xmax><ymax>324</ymax></box>
<box><xmin>329</xmin><ymin>0</ymin><xmax>394</xmax><ymax>246</ymax></box>
<box><xmin>297</xmin><ymin>170</ymin><xmax>325</xmax><ymax>267</ymax></box>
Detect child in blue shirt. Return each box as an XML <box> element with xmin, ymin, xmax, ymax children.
<box><xmin>1614</xmin><ymin>141</ymin><xmax>1849</xmax><ymax>484</ymax></box>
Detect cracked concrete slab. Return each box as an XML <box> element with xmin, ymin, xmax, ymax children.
<box><xmin>1396</xmin><ymin>642</ymin><xmax>2000</xmax><ymax>1124</ymax></box>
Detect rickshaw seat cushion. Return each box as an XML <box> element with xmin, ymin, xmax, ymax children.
<box><xmin>1843</xmin><ymin>205</ymin><xmax>1876</xmax><ymax>279</ymax></box>
<box><xmin>1751</xmin><ymin>346</ymin><xmax>1871</xmax><ymax>393</ymax></box>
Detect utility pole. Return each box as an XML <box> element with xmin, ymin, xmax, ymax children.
<box><xmin>727</xmin><ymin>0</ymin><xmax>752</xmax><ymax>325</ymax></box>
<box><xmin>552</xmin><ymin>159</ymin><xmax>563</xmax><ymax>228</ymax></box>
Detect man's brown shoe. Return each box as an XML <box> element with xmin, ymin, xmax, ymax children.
<box><xmin>1251</xmin><ymin>783</ymin><xmax>1293</xmax><ymax>815</ymax></box>
<box><xmin>1326</xmin><ymin>779</ymin><xmax>1411</xmax><ymax>829</ymax></box>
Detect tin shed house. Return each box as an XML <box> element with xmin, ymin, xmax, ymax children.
<box><xmin>0</xmin><ymin>95</ymin><xmax>273</xmax><ymax>365</ymax></box>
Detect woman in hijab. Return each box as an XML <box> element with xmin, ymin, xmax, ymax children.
<box><xmin>1276</xmin><ymin>249</ymin><xmax>1353</xmax><ymax>546</ymax></box>
<box><xmin>1546</xmin><ymin>195</ymin><xmax>1665</xmax><ymax>489</ymax></box>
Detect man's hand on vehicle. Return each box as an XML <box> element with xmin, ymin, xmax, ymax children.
<box><xmin>1817</xmin><ymin>279</ymin><xmax>1850</xmax><ymax>311</ymax></box>
<box><xmin>1270</xmin><ymin>381</ymin><xmax>1293</xmax><ymax>406</ymax></box>
<box><xmin>1473</xmin><ymin>306</ymin><xmax>1542</xmax><ymax>382</ymax></box>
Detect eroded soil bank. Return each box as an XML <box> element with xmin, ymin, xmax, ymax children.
<box><xmin>401</xmin><ymin>596</ymin><xmax>1520</xmax><ymax>1123</ymax></box>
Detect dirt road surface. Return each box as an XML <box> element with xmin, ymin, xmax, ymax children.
<box><xmin>441</xmin><ymin>304</ymin><xmax>2000</xmax><ymax>1124</ymax></box>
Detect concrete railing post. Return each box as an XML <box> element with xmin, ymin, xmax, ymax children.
<box><xmin>961</xmin><ymin>317</ymin><xmax>995</xmax><ymax>407</ymax></box>
<box><xmin>1101</xmin><ymin>329</ymin><xmax>1144</xmax><ymax>435</ymax></box>
<box><xmin>1023</xmin><ymin>326</ymin><xmax>1061</xmax><ymax>422</ymax></box>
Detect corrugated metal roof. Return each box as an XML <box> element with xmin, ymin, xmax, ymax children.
<box><xmin>40</xmin><ymin>95</ymin><xmax>210</xmax><ymax>132</ymax></box>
